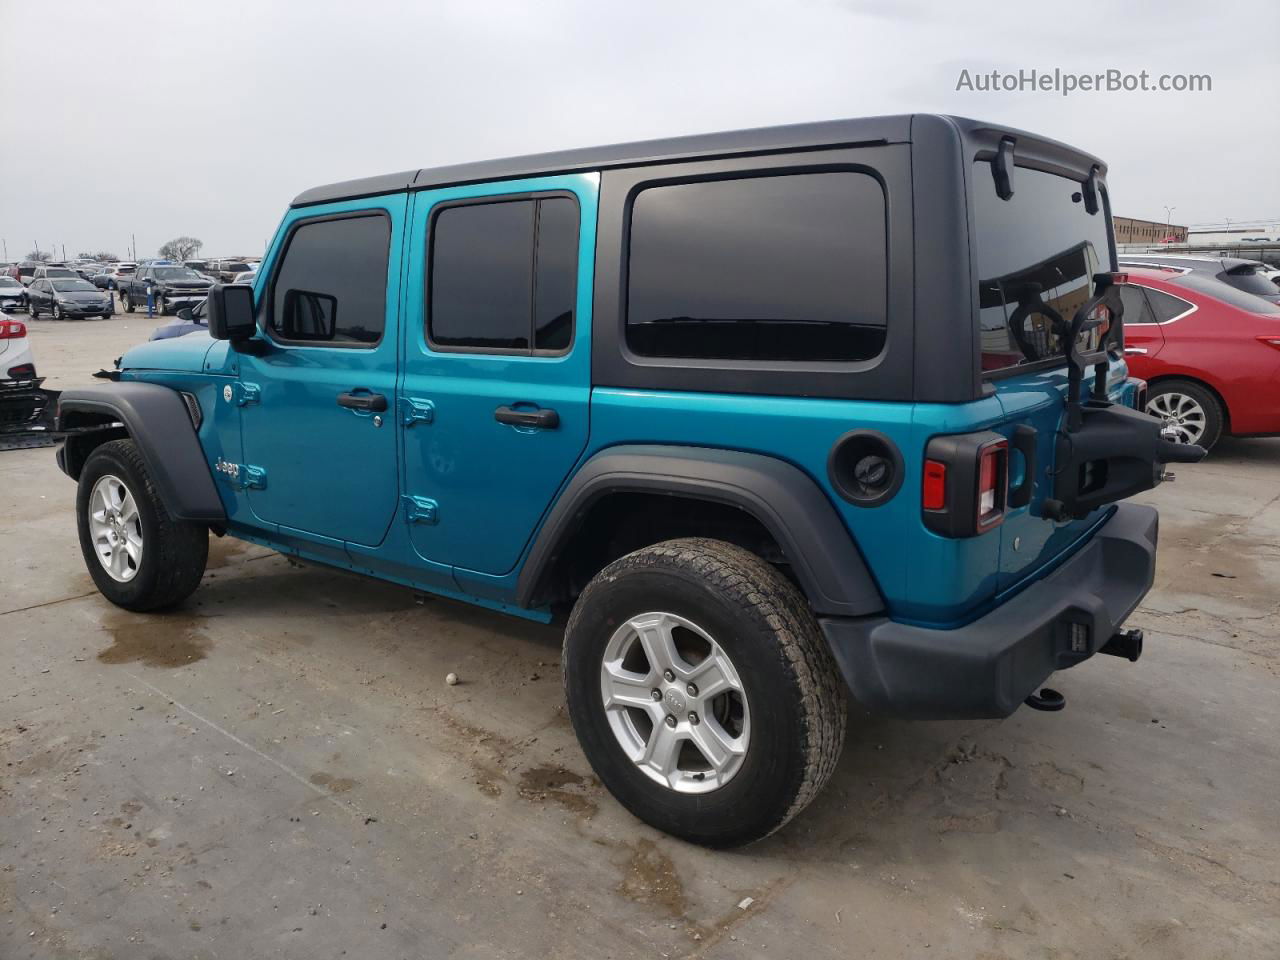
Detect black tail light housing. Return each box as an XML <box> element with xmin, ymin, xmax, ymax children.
<box><xmin>922</xmin><ymin>431</ymin><xmax>1009</xmax><ymax>537</ymax></box>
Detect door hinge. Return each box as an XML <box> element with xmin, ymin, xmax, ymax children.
<box><xmin>214</xmin><ymin>458</ymin><xmax>267</xmax><ymax>490</ymax></box>
<box><xmin>402</xmin><ymin>495</ymin><xmax>438</xmax><ymax>525</ymax></box>
<box><xmin>399</xmin><ymin>396</ymin><xmax>435</xmax><ymax>427</ymax></box>
<box><xmin>231</xmin><ymin>382</ymin><xmax>261</xmax><ymax>406</ymax></box>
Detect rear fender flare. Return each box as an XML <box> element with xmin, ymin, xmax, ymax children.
<box><xmin>516</xmin><ymin>444</ymin><xmax>884</xmax><ymax>617</ymax></box>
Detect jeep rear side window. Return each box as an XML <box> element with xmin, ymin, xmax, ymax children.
<box><xmin>624</xmin><ymin>172</ymin><xmax>887</xmax><ymax>362</ymax></box>
<box><xmin>270</xmin><ymin>213</ymin><xmax>390</xmax><ymax>346</ymax></box>
<box><xmin>428</xmin><ymin>195</ymin><xmax>579</xmax><ymax>354</ymax></box>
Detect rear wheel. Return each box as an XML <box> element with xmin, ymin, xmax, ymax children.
<box><xmin>1146</xmin><ymin>379</ymin><xmax>1223</xmax><ymax>451</ymax></box>
<box><xmin>563</xmin><ymin>538</ymin><xmax>846</xmax><ymax>847</ymax></box>
<box><xmin>76</xmin><ymin>439</ymin><xmax>208</xmax><ymax>611</ymax></box>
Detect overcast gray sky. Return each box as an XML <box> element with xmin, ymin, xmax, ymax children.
<box><xmin>2</xmin><ymin>0</ymin><xmax>1274</xmax><ymax>260</ymax></box>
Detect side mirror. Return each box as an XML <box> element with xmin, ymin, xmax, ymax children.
<box><xmin>175</xmin><ymin>307</ymin><xmax>193</xmax><ymax>321</ymax></box>
<box><xmin>207</xmin><ymin>283</ymin><xmax>256</xmax><ymax>340</ymax></box>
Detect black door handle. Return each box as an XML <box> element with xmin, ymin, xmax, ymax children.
<box><xmin>494</xmin><ymin>405</ymin><xmax>559</xmax><ymax>429</ymax></box>
<box><xmin>337</xmin><ymin>391</ymin><xmax>387</xmax><ymax>412</ymax></box>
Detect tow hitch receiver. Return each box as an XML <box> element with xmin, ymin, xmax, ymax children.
<box><xmin>1099</xmin><ymin>628</ymin><xmax>1144</xmax><ymax>662</ymax></box>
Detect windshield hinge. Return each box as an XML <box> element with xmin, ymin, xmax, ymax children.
<box><xmin>399</xmin><ymin>396</ymin><xmax>435</xmax><ymax>427</ymax></box>
<box><xmin>402</xmin><ymin>495</ymin><xmax>438</xmax><ymax>525</ymax></box>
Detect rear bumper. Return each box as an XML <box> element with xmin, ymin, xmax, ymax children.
<box><xmin>820</xmin><ymin>503</ymin><xmax>1158</xmax><ymax>719</ymax></box>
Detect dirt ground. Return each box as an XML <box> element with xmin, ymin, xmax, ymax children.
<box><xmin>1</xmin><ymin>313</ymin><xmax>1277</xmax><ymax>959</ymax></box>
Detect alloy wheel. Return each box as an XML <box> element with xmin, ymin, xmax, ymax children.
<box><xmin>88</xmin><ymin>474</ymin><xmax>143</xmax><ymax>582</ymax></box>
<box><xmin>599</xmin><ymin>611</ymin><xmax>750</xmax><ymax>794</ymax></box>
<box><xmin>1147</xmin><ymin>391</ymin><xmax>1206</xmax><ymax>445</ymax></box>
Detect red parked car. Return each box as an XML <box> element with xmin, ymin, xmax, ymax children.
<box><xmin>1120</xmin><ymin>266</ymin><xmax>1280</xmax><ymax>450</ymax></box>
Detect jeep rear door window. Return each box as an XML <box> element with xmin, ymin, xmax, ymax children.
<box><xmin>270</xmin><ymin>213</ymin><xmax>390</xmax><ymax>345</ymax></box>
<box><xmin>625</xmin><ymin>172</ymin><xmax>887</xmax><ymax>362</ymax></box>
<box><xmin>428</xmin><ymin>195</ymin><xmax>579</xmax><ymax>354</ymax></box>
<box><xmin>972</xmin><ymin>163</ymin><xmax>1113</xmax><ymax>373</ymax></box>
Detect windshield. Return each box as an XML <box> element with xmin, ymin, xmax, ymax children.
<box><xmin>52</xmin><ymin>279</ymin><xmax>97</xmax><ymax>292</ymax></box>
<box><xmin>44</xmin><ymin>268</ymin><xmax>76</xmax><ymax>278</ymax></box>
<box><xmin>154</xmin><ymin>267</ymin><xmax>205</xmax><ymax>281</ymax></box>
<box><xmin>0</xmin><ymin>277</ymin><xmax>19</xmax><ymax>288</ymax></box>
<box><xmin>972</xmin><ymin>162</ymin><xmax>1113</xmax><ymax>373</ymax></box>
<box><xmin>1173</xmin><ymin>273</ymin><xmax>1280</xmax><ymax>314</ymax></box>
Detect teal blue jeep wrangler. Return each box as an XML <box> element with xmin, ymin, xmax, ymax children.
<box><xmin>56</xmin><ymin>115</ymin><xmax>1200</xmax><ymax>846</ymax></box>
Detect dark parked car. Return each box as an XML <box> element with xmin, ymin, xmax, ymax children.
<box><xmin>117</xmin><ymin>265</ymin><xmax>213</xmax><ymax>315</ymax></box>
<box><xmin>149</xmin><ymin>299</ymin><xmax>209</xmax><ymax>340</ymax></box>
<box><xmin>26</xmin><ymin>278</ymin><xmax>113</xmax><ymax>320</ymax></box>
<box><xmin>1118</xmin><ymin>254</ymin><xmax>1280</xmax><ymax>305</ymax></box>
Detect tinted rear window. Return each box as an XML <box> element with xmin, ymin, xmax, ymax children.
<box><xmin>1221</xmin><ymin>266</ymin><xmax>1280</xmax><ymax>297</ymax></box>
<box><xmin>625</xmin><ymin>172</ymin><xmax>887</xmax><ymax>362</ymax></box>
<box><xmin>972</xmin><ymin>163</ymin><xmax>1112</xmax><ymax>372</ymax></box>
<box><xmin>1173</xmin><ymin>272</ymin><xmax>1280</xmax><ymax>314</ymax></box>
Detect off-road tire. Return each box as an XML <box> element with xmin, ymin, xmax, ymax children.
<box><xmin>76</xmin><ymin>439</ymin><xmax>208</xmax><ymax>611</ymax></box>
<box><xmin>122</xmin><ymin>292</ymin><xmax>135</xmax><ymax>313</ymax></box>
<box><xmin>563</xmin><ymin>537</ymin><xmax>847</xmax><ymax>847</ymax></box>
<box><xmin>1146</xmin><ymin>378</ymin><xmax>1224</xmax><ymax>451</ymax></box>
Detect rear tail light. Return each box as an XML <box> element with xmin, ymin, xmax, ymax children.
<box><xmin>922</xmin><ymin>460</ymin><xmax>947</xmax><ymax>510</ymax></box>
<box><xmin>922</xmin><ymin>431</ymin><xmax>1009</xmax><ymax>537</ymax></box>
<box><xmin>7</xmin><ymin>363</ymin><xmax>35</xmax><ymax>379</ymax></box>
<box><xmin>976</xmin><ymin>439</ymin><xmax>1008</xmax><ymax>532</ymax></box>
<box><xmin>0</xmin><ymin>319</ymin><xmax>27</xmax><ymax>340</ymax></box>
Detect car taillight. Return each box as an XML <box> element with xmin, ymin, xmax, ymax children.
<box><xmin>922</xmin><ymin>431</ymin><xmax>1009</xmax><ymax>537</ymax></box>
<box><xmin>7</xmin><ymin>363</ymin><xmax>35</xmax><ymax>379</ymax></box>
<box><xmin>976</xmin><ymin>439</ymin><xmax>1008</xmax><ymax>532</ymax></box>
<box><xmin>922</xmin><ymin>460</ymin><xmax>947</xmax><ymax>510</ymax></box>
<box><xmin>0</xmin><ymin>319</ymin><xmax>26</xmax><ymax>339</ymax></box>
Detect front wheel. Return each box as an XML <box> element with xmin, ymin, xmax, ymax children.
<box><xmin>76</xmin><ymin>438</ymin><xmax>209</xmax><ymax>611</ymax></box>
<box><xmin>122</xmin><ymin>292</ymin><xmax>135</xmax><ymax>313</ymax></box>
<box><xmin>155</xmin><ymin>295</ymin><xmax>167</xmax><ymax>316</ymax></box>
<box><xmin>1146</xmin><ymin>379</ymin><xmax>1223</xmax><ymax>451</ymax></box>
<box><xmin>563</xmin><ymin>538</ymin><xmax>847</xmax><ymax>847</ymax></box>
<box><xmin>28</xmin><ymin>301</ymin><xmax>38</xmax><ymax>318</ymax></box>
<box><xmin>52</xmin><ymin>303</ymin><xmax>63</xmax><ymax>321</ymax></box>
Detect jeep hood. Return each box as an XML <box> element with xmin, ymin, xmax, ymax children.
<box><xmin>120</xmin><ymin>331</ymin><xmax>221</xmax><ymax>373</ymax></box>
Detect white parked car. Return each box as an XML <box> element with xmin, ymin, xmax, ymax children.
<box><xmin>1</xmin><ymin>314</ymin><xmax>36</xmax><ymax>382</ymax></box>
<box><xmin>0</xmin><ymin>276</ymin><xmax>26</xmax><ymax>313</ymax></box>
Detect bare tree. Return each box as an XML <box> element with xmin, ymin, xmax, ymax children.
<box><xmin>94</xmin><ymin>251</ymin><xmax>121</xmax><ymax>263</ymax></box>
<box><xmin>25</xmin><ymin>249</ymin><xmax>54</xmax><ymax>262</ymax></box>
<box><xmin>158</xmin><ymin>236</ymin><xmax>204</xmax><ymax>262</ymax></box>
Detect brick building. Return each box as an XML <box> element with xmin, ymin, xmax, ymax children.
<box><xmin>1113</xmin><ymin>216</ymin><xmax>1188</xmax><ymax>245</ymax></box>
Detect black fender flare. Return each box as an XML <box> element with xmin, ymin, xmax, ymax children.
<box><xmin>55</xmin><ymin>382</ymin><xmax>225</xmax><ymax>523</ymax></box>
<box><xmin>516</xmin><ymin>444</ymin><xmax>884</xmax><ymax>617</ymax></box>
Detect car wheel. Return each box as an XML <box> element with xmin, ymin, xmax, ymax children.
<box><xmin>122</xmin><ymin>292</ymin><xmax>135</xmax><ymax>313</ymax></box>
<box><xmin>155</xmin><ymin>295</ymin><xmax>167</xmax><ymax>316</ymax></box>
<box><xmin>28</xmin><ymin>302</ymin><xmax>39</xmax><ymax>318</ymax></box>
<box><xmin>563</xmin><ymin>537</ymin><xmax>847</xmax><ymax>847</ymax></box>
<box><xmin>1146</xmin><ymin>379</ymin><xmax>1223</xmax><ymax>451</ymax></box>
<box><xmin>76</xmin><ymin>439</ymin><xmax>209</xmax><ymax>611</ymax></box>
<box><xmin>52</xmin><ymin>303</ymin><xmax>63</xmax><ymax>321</ymax></box>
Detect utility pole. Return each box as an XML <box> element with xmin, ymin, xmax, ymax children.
<box><xmin>2</xmin><ymin>239</ymin><xmax>7</xmax><ymax>260</ymax></box>
<box><xmin>62</xmin><ymin>243</ymin><xmax>67</xmax><ymax>261</ymax></box>
<box><xmin>131</xmin><ymin>233</ymin><xmax>137</xmax><ymax>261</ymax></box>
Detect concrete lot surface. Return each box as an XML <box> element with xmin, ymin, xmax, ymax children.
<box><xmin>2</xmin><ymin>315</ymin><xmax>1278</xmax><ymax>959</ymax></box>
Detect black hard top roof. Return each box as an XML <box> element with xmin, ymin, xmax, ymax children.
<box><xmin>291</xmin><ymin>114</ymin><xmax>1103</xmax><ymax>208</ymax></box>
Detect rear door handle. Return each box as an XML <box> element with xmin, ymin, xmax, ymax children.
<box><xmin>337</xmin><ymin>391</ymin><xmax>387</xmax><ymax>412</ymax></box>
<box><xmin>494</xmin><ymin>405</ymin><xmax>559</xmax><ymax>429</ymax></box>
